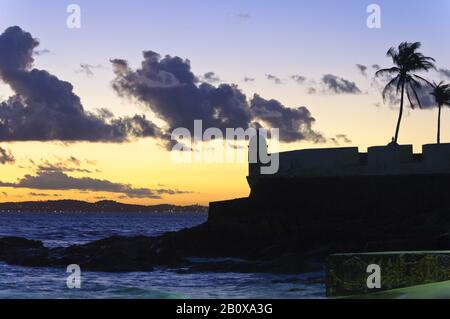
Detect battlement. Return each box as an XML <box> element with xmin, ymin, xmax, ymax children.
<box><xmin>249</xmin><ymin>143</ymin><xmax>450</xmax><ymax>178</ymax></box>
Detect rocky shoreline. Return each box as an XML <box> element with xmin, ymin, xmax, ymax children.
<box><xmin>3</xmin><ymin>172</ymin><xmax>450</xmax><ymax>275</ymax></box>
<box><xmin>2</xmin><ymin>198</ymin><xmax>450</xmax><ymax>274</ymax></box>
<box><xmin>0</xmin><ymin>224</ymin><xmax>322</xmax><ymax>274</ymax></box>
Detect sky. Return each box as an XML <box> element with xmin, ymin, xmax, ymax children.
<box><xmin>0</xmin><ymin>0</ymin><xmax>449</xmax><ymax>205</ymax></box>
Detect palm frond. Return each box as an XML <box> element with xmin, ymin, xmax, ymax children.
<box><xmin>381</xmin><ymin>76</ymin><xmax>399</xmax><ymax>101</ymax></box>
<box><xmin>431</xmin><ymin>82</ymin><xmax>450</xmax><ymax>106</ymax></box>
<box><xmin>406</xmin><ymin>84</ymin><xmax>415</xmax><ymax>109</ymax></box>
<box><xmin>375</xmin><ymin>67</ymin><xmax>400</xmax><ymax>77</ymax></box>
<box><xmin>408</xmin><ymin>82</ymin><xmax>423</xmax><ymax>109</ymax></box>
<box><xmin>412</xmin><ymin>74</ymin><xmax>433</xmax><ymax>87</ymax></box>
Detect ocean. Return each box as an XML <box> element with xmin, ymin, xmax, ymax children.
<box><xmin>0</xmin><ymin>212</ymin><xmax>325</xmax><ymax>299</ymax></box>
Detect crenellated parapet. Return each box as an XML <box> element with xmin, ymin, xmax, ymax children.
<box><xmin>249</xmin><ymin>143</ymin><xmax>450</xmax><ymax>183</ymax></box>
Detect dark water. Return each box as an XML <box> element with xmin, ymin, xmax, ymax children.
<box><xmin>0</xmin><ymin>212</ymin><xmax>325</xmax><ymax>299</ymax></box>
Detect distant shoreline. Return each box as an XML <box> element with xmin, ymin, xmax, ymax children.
<box><xmin>0</xmin><ymin>200</ymin><xmax>208</xmax><ymax>214</ymax></box>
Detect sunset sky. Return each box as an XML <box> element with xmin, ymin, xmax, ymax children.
<box><xmin>0</xmin><ymin>0</ymin><xmax>449</xmax><ymax>205</ymax></box>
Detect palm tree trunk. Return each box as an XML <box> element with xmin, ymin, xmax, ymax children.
<box><xmin>394</xmin><ymin>81</ymin><xmax>405</xmax><ymax>144</ymax></box>
<box><xmin>438</xmin><ymin>103</ymin><xmax>442</xmax><ymax>144</ymax></box>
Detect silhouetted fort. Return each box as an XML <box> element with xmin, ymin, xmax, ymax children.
<box><xmin>207</xmin><ymin>140</ymin><xmax>450</xmax><ymax>259</ymax></box>
<box><xmin>249</xmin><ymin>143</ymin><xmax>450</xmax><ymax>183</ymax></box>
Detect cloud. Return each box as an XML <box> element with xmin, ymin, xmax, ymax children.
<box><xmin>202</xmin><ymin>72</ymin><xmax>220</xmax><ymax>83</ymax></box>
<box><xmin>77</xmin><ymin>63</ymin><xmax>103</xmax><ymax>77</ymax></box>
<box><xmin>439</xmin><ymin>68</ymin><xmax>450</xmax><ymax>79</ymax></box>
<box><xmin>408</xmin><ymin>84</ymin><xmax>435</xmax><ymax>109</ymax></box>
<box><xmin>266</xmin><ymin>74</ymin><xmax>282</xmax><ymax>84</ymax></box>
<box><xmin>0</xmin><ymin>147</ymin><xmax>15</xmax><ymax>164</ymax></box>
<box><xmin>23</xmin><ymin>156</ymin><xmax>101</xmax><ymax>174</ymax></box>
<box><xmin>250</xmin><ymin>94</ymin><xmax>325</xmax><ymax>143</ymax></box>
<box><xmin>372</xmin><ymin>64</ymin><xmax>381</xmax><ymax>71</ymax></box>
<box><xmin>68</xmin><ymin>156</ymin><xmax>81</xmax><ymax>166</ymax></box>
<box><xmin>336</xmin><ymin>134</ymin><xmax>352</xmax><ymax>143</ymax></box>
<box><xmin>375</xmin><ymin>75</ymin><xmax>435</xmax><ymax>109</ymax></box>
<box><xmin>356</xmin><ymin>64</ymin><xmax>368</xmax><ymax>77</ymax></box>
<box><xmin>111</xmin><ymin>51</ymin><xmax>252</xmax><ymax>138</ymax></box>
<box><xmin>307</xmin><ymin>87</ymin><xmax>317</xmax><ymax>95</ymax></box>
<box><xmin>291</xmin><ymin>75</ymin><xmax>306</xmax><ymax>84</ymax></box>
<box><xmin>0</xmin><ymin>169</ymin><xmax>192</xmax><ymax>199</ymax></box>
<box><xmin>0</xmin><ymin>26</ymin><xmax>161</xmax><ymax>143</ymax></box>
<box><xmin>95</xmin><ymin>108</ymin><xmax>115</xmax><ymax>119</ymax></box>
<box><xmin>29</xmin><ymin>192</ymin><xmax>61</xmax><ymax>197</ymax></box>
<box><xmin>111</xmin><ymin>50</ymin><xmax>325</xmax><ymax>144</ymax></box>
<box><xmin>244</xmin><ymin>77</ymin><xmax>255</xmax><ymax>82</ymax></box>
<box><xmin>155</xmin><ymin>188</ymin><xmax>195</xmax><ymax>195</ymax></box>
<box><xmin>330</xmin><ymin>134</ymin><xmax>352</xmax><ymax>145</ymax></box>
<box><xmin>33</xmin><ymin>157</ymin><xmax>97</xmax><ymax>174</ymax></box>
<box><xmin>320</xmin><ymin>74</ymin><xmax>361</xmax><ymax>94</ymax></box>
<box><xmin>34</xmin><ymin>49</ymin><xmax>50</xmax><ymax>56</ymax></box>
<box><xmin>306</xmin><ymin>74</ymin><xmax>361</xmax><ymax>95</ymax></box>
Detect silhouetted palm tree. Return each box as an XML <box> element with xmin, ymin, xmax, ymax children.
<box><xmin>376</xmin><ymin>42</ymin><xmax>435</xmax><ymax>144</ymax></box>
<box><xmin>431</xmin><ymin>82</ymin><xmax>450</xmax><ymax>144</ymax></box>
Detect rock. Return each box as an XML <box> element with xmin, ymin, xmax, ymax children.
<box><xmin>0</xmin><ymin>237</ymin><xmax>49</xmax><ymax>267</ymax></box>
<box><xmin>52</xmin><ymin>236</ymin><xmax>184</xmax><ymax>272</ymax></box>
<box><xmin>2</xmin><ymin>195</ymin><xmax>450</xmax><ymax>274</ymax></box>
<box><xmin>0</xmin><ymin>235</ymin><xmax>183</xmax><ymax>272</ymax></box>
<box><xmin>0</xmin><ymin>236</ymin><xmax>43</xmax><ymax>251</ymax></box>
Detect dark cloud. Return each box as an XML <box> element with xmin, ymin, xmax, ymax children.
<box><xmin>77</xmin><ymin>63</ymin><xmax>103</xmax><ymax>77</ymax></box>
<box><xmin>155</xmin><ymin>188</ymin><xmax>195</xmax><ymax>195</ymax></box>
<box><xmin>244</xmin><ymin>77</ymin><xmax>255</xmax><ymax>82</ymax></box>
<box><xmin>0</xmin><ymin>169</ymin><xmax>192</xmax><ymax>199</ymax></box>
<box><xmin>34</xmin><ymin>49</ymin><xmax>50</xmax><ymax>56</ymax></box>
<box><xmin>68</xmin><ymin>156</ymin><xmax>81</xmax><ymax>166</ymax></box>
<box><xmin>336</xmin><ymin>134</ymin><xmax>352</xmax><ymax>143</ymax></box>
<box><xmin>111</xmin><ymin>51</ymin><xmax>252</xmax><ymax>140</ymax></box>
<box><xmin>356</xmin><ymin>64</ymin><xmax>368</xmax><ymax>77</ymax></box>
<box><xmin>330</xmin><ymin>134</ymin><xmax>352</xmax><ymax>145</ymax></box>
<box><xmin>95</xmin><ymin>108</ymin><xmax>115</xmax><ymax>119</ymax></box>
<box><xmin>111</xmin><ymin>50</ymin><xmax>324</xmax><ymax>144</ymax></box>
<box><xmin>202</xmin><ymin>72</ymin><xmax>220</xmax><ymax>83</ymax></box>
<box><xmin>440</xmin><ymin>68</ymin><xmax>450</xmax><ymax>79</ymax></box>
<box><xmin>35</xmin><ymin>160</ymin><xmax>93</xmax><ymax>174</ymax></box>
<box><xmin>408</xmin><ymin>84</ymin><xmax>435</xmax><ymax>109</ymax></box>
<box><xmin>372</xmin><ymin>64</ymin><xmax>381</xmax><ymax>71</ymax></box>
<box><xmin>29</xmin><ymin>192</ymin><xmax>61</xmax><ymax>197</ymax></box>
<box><xmin>291</xmin><ymin>75</ymin><xmax>306</xmax><ymax>84</ymax></box>
<box><xmin>320</xmin><ymin>74</ymin><xmax>361</xmax><ymax>94</ymax></box>
<box><xmin>0</xmin><ymin>26</ymin><xmax>161</xmax><ymax>143</ymax></box>
<box><xmin>26</xmin><ymin>156</ymin><xmax>101</xmax><ymax>174</ymax></box>
<box><xmin>250</xmin><ymin>94</ymin><xmax>325</xmax><ymax>143</ymax></box>
<box><xmin>377</xmin><ymin>75</ymin><xmax>435</xmax><ymax>109</ymax></box>
<box><xmin>0</xmin><ymin>146</ymin><xmax>14</xmax><ymax>164</ymax></box>
<box><xmin>266</xmin><ymin>74</ymin><xmax>282</xmax><ymax>84</ymax></box>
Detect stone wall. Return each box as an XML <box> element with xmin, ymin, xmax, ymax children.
<box><xmin>249</xmin><ymin>143</ymin><xmax>450</xmax><ymax>179</ymax></box>
<box><xmin>326</xmin><ymin>252</ymin><xmax>450</xmax><ymax>297</ymax></box>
